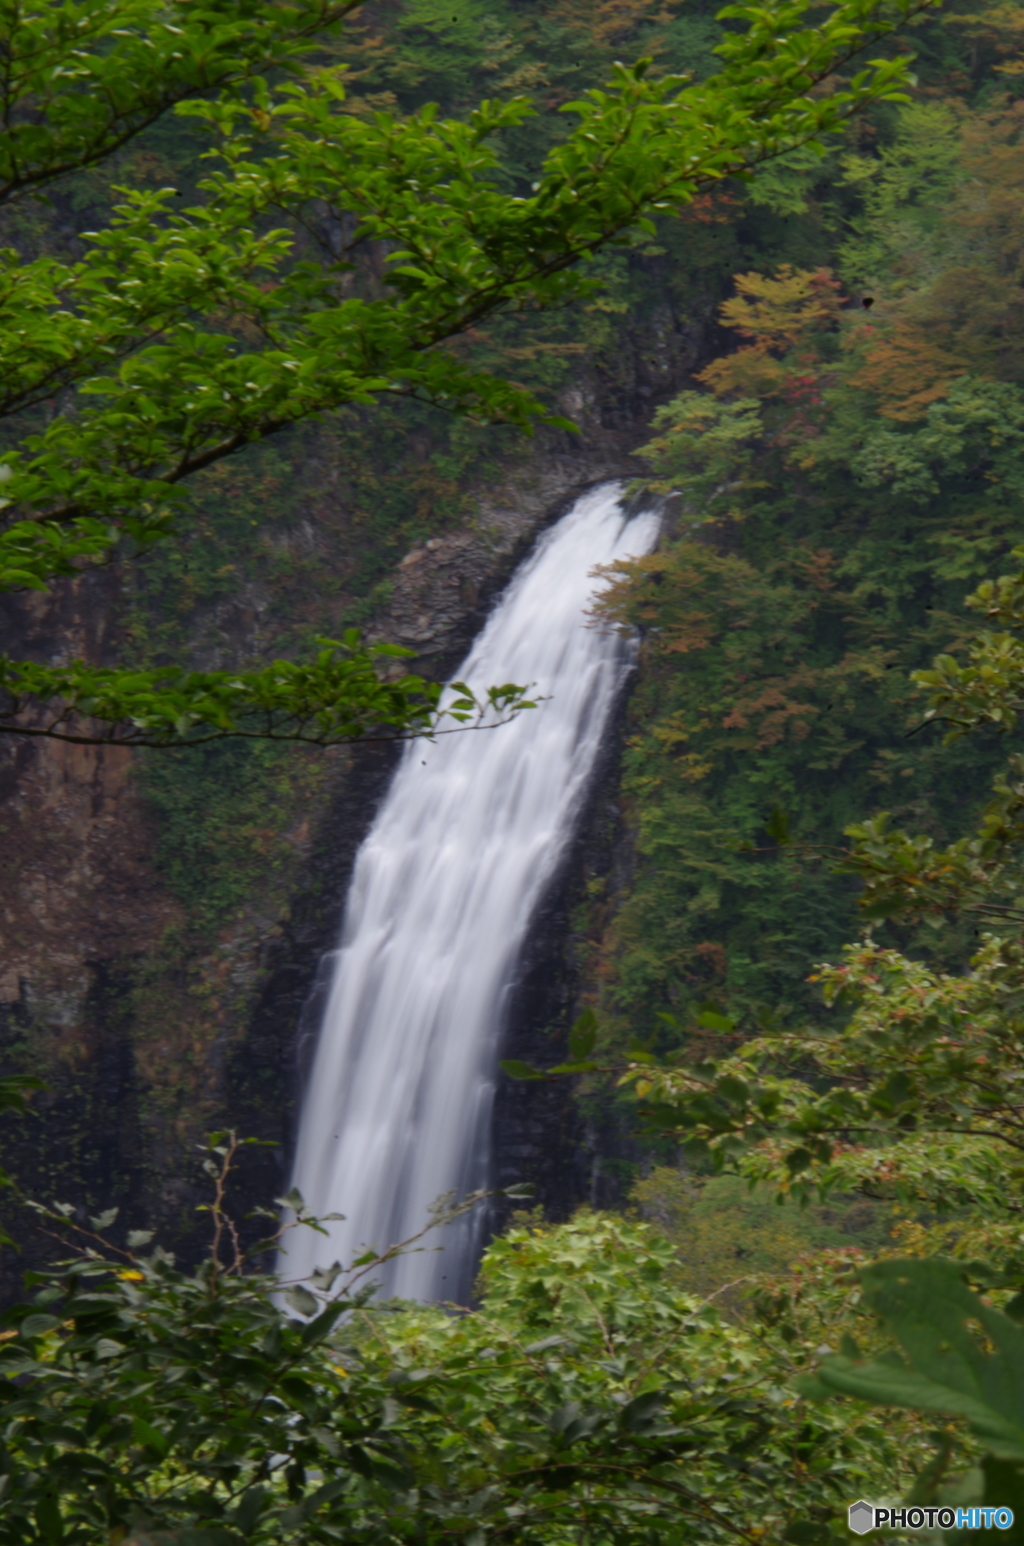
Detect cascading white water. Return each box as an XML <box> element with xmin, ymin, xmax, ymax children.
<box><xmin>282</xmin><ymin>482</ymin><xmax>660</xmax><ymax>1301</ymax></box>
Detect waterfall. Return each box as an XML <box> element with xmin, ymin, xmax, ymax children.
<box><xmin>281</xmin><ymin>482</ymin><xmax>660</xmax><ymax>1301</ymax></box>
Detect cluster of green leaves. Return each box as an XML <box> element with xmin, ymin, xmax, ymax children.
<box><xmin>623</xmin><ymin>935</ymin><xmax>1024</xmax><ymax>1215</ymax></box>
<box><xmin>0</xmin><ymin>636</ymin><xmax>533</xmax><ymax>748</ymax></box>
<box><xmin>603</xmin><ymin>545</ymin><xmax>1024</xmax><ymax>1213</ymax></box>
<box><xmin>804</xmin><ymin>1259</ymin><xmax>1024</xmax><ymax>1461</ymax></box>
<box><xmin>802</xmin><ymin>1259</ymin><xmax>1024</xmax><ymax>1529</ymax></box>
<box><xmin>631</xmin><ymin>1167</ymin><xmax>886</xmax><ymax>1304</ymax></box>
<box><xmin>0</xmin><ymin>1148</ymin><xmax>928</xmax><ymax>1545</ymax></box>
<box><xmin>588</xmin><ymin>531</ymin><xmax>993</xmax><ymax>1030</ymax></box>
<box><xmin>0</xmin><ymin>0</ymin><xmax>365</xmax><ymax>203</ymax></box>
<box><xmin>2</xmin><ymin>0</ymin><xmax>928</xmax><ymax>552</ymax></box>
<box><xmin>331</xmin><ymin>0</ymin><xmax>724</xmax><ymax>127</ymax></box>
<box><xmin>0</xmin><ymin>0</ymin><xmax>938</xmax><ymax>746</ymax></box>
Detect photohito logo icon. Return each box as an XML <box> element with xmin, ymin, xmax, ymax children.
<box><xmin>848</xmin><ymin>1502</ymin><xmax>874</xmax><ymax>1535</ymax></box>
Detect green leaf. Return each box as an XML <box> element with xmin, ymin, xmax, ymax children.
<box><xmin>284</xmin><ymin>1284</ymin><xmax>319</xmax><ymax>1318</ymax></box>
<box><xmin>622</xmin><ymin>1390</ymin><xmax>667</xmax><ymax>1432</ymax></box>
<box><xmin>20</xmin><ymin>1314</ymin><xmax>60</xmax><ymax>1337</ymax></box>
<box><xmin>233</xmin><ymin>1485</ymin><xmax>267</xmax><ymax>1537</ymax></box>
<box><xmin>809</xmin><ymin>1260</ymin><xmax>1024</xmax><ymax>1459</ymax></box>
<box><xmin>301</xmin><ymin>1302</ymin><xmax>345</xmax><ymax>1347</ymax></box>
<box><xmin>569</xmin><ymin>1008</ymin><xmax>598</xmax><ymax>1061</ymax></box>
<box><xmin>34</xmin><ymin>1492</ymin><xmax>63</xmax><ymax>1544</ymax></box>
<box><xmin>500</xmin><ymin>1059</ymin><xmax>544</xmax><ymax>1081</ymax></box>
<box><xmin>133</xmin><ymin>1415</ymin><xmax>170</xmax><ymax>1456</ymax></box>
<box><xmin>525</xmin><ymin>1336</ymin><xmax>566</xmax><ymax>1355</ymax></box>
<box><xmin>697</xmin><ymin>1009</ymin><xmax>735</xmax><ymax>1034</ymax></box>
<box><xmin>310</xmin><ymin>1261</ymin><xmax>342</xmax><ymax>1292</ymax></box>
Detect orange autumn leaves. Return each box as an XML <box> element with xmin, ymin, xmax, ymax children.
<box><xmin>845</xmin><ymin>103</ymin><xmax>1024</xmax><ymax>416</ymax></box>
<box><xmin>700</xmin><ymin>93</ymin><xmax>1024</xmax><ymax>425</ymax></box>
<box><xmin>698</xmin><ymin>265</ymin><xmax>844</xmax><ymax>402</ymax></box>
<box><xmin>696</xmin><ymin>262</ymin><xmax>959</xmax><ymax>426</ymax></box>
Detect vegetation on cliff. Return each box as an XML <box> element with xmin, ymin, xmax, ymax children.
<box><xmin>593</xmin><ymin>62</ymin><xmax>1024</xmax><ymax>1035</ymax></box>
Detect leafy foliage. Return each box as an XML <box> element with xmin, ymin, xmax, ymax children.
<box><xmin>0</xmin><ymin>1147</ymin><xmax>929</xmax><ymax>1544</ymax></box>
<box><xmin>800</xmin><ymin>1257</ymin><xmax>1024</xmax><ymax>1528</ymax></box>
<box><xmin>0</xmin><ymin>637</ymin><xmax>534</xmax><ymax>748</ymax></box>
<box><xmin>0</xmin><ymin>0</ymin><xmax>936</xmax><ymax>745</ymax></box>
<box><xmin>622</xmin><ymin>936</ymin><xmax>1024</xmax><ymax>1213</ymax></box>
<box><xmin>588</xmin><ymin>529</ymin><xmax>990</xmax><ymax>1030</ymax></box>
<box><xmin>588</xmin><ymin>90</ymin><xmax>1024</xmax><ymax>1033</ymax></box>
<box><xmin>0</xmin><ymin>0</ymin><xmax>365</xmax><ymax>203</ymax></box>
<box><xmin>596</xmin><ymin>560</ymin><xmax>1024</xmax><ymax>1223</ymax></box>
<box><xmin>595</xmin><ymin>535</ymin><xmax>1024</xmax><ymax>1510</ymax></box>
<box><xmin>803</xmin><ymin>1259</ymin><xmax>1024</xmax><ymax>1459</ymax></box>
<box><xmin>697</xmin><ymin>265</ymin><xmax>846</xmax><ymax>400</ymax></box>
<box><xmin>632</xmin><ymin>1168</ymin><xmax>887</xmax><ymax>1304</ymax></box>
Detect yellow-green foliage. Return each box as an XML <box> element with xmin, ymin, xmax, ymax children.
<box><xmin>632</xmin><ymin>1169</ymin><xmax>887</xmax><ymax>1304</ymax></box>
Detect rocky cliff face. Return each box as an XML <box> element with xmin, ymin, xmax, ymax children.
<box><xmin>0</xmin><ymin>568</ymin><xmax>179</xmax><ymax>1014</ymax></box>
<box><xmin>0</xmin><ymin>313</ymin><xmax>705</xmax><ymax>1289</ymax></box>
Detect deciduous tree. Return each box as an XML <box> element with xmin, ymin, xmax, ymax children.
<box><xmin>0</xmin><ymin>0</ymin><xmax>934</xmax><ymax>747</ymax></box>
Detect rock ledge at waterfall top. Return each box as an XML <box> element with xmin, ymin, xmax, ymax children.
<box><xmin>368</xmin><ymin>452</ymin><xmax>632</xmax><ymax>663</ymax></box>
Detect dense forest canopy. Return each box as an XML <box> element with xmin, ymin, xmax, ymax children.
<box><xmin>591</xmin><ymin>72</ymin><xmax>1024</xmax><ymax>1032</ymax></box>
<box><xmin>8</xmin><ymin>0</ymin><xmax>1024</xmax><ymax>1541</ymax></box>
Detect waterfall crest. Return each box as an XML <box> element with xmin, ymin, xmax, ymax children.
<box><xmin>282</xmin><ymin>483</ymin><xmax>660</xmax><ymax>1301</ymax></box>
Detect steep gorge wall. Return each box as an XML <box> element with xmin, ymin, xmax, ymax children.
<box><xmin>201</xmin><ymin>452</ymin><xmax>652</xmax><ymax>1259</ymax></box>
<box><xmin>0</xmin><ymin>307</ymin><xmax>703</xmax><ymax>1284</ymax></box>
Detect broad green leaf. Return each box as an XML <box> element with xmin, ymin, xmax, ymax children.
<box><xmin>807</xmin><ymin>1260</ymin><xmax>1024</xmax><ymax>1459</ymax></box>
<box><xmin>20</xmin><ymin>1314</ymin><xmax>60</xmax><ymax>1337</ymax></box>
<box><xmin>697</xmin><ymin>1009</ymin><xmax>735</xmax><ymax>1035</ymax></box>
<box><xmin>133</xmin><ymin>1415</ymin><xmax>170</xmax><ymax>1456</ymax></box>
